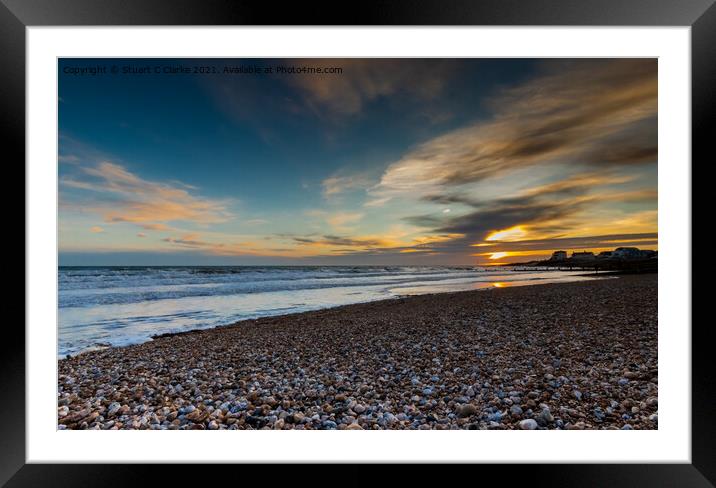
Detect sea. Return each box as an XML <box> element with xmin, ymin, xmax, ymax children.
<box><xmin>58</xmin><ymin>266</ymin><xmax>599</xmax><ymax>357</ymax></box>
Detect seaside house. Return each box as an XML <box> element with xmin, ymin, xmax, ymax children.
<box><xmin>613</xmin><ymin>247</ymin><xmax>652</xmax><ymax>259</ymax></box>
<box><xmin>550</xmin><ymin>250</ymin><xmax>568</xmax><ymax>261</ymax></box>
<box><xmin>572</xmin><ymin>251</ymin><xmax>596</xmax><ymax>260</ymax></box>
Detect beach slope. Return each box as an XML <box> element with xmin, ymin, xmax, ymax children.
<box><xmin>58</xmin><ymin>274</ymin><xmax>657</xmax><ymax>430</ymax></box>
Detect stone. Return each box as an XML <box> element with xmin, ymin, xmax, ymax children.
<box><xmin>107</xmin><ymin>402</ymin><xmax>121</xmax><ymax>416</ymax></box>
<box><xmin>519</xmin><ymin>419</ymin><xmax>538</xmax><ymax>430</ymax></box>
<box><xmin>457</xmin><ymin>404</ymin><xmax>478</xmax><ymax>418</ymax></box>
<box><xmin>55</xmin><ymin>271</ymin><xmax>657</xmax><ymax>431</ymax></box>
<box><xmin>63</xmin><ymin>408</ymin><xmax>91</xmax><ymax>424</ymax></box>
<box><xmin>539</xmin><ymin>408</ymin><xmax>554</xmax><ymax>423</ymax></box>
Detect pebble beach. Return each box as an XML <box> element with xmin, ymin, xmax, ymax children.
<box><xmin>57</xmin><ymin>274</ymin><xmax>658</xmax><ymax>430</ymax></box>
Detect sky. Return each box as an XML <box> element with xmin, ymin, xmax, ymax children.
<box><xmin>58</xmin><ymin>58</ymin><xmax>657</xmax><ymax>266</ymax></box>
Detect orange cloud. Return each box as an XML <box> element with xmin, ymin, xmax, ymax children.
<box><xmin>61</xmin><ymin>161</ymin><xmax>231</xmax><ymax>228</ymax></box>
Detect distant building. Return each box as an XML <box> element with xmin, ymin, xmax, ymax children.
<box><xmin>551</xmin><ymin>250</ymin><xmax>568</xmax><ymax>261</ymax></box>
<box><xmin>613</xmin><ymin>247</ymin><xmax>654</xmax><ymax>259</ymax></box>
<box><xmin>572</xmin><ymin>251</ymin><xmax>595</xmax><ymax>260</ymax></box>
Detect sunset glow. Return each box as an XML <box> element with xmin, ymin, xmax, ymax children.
<box><xmin>485</xmin><ymin>226</ymin><xmax>528</xmax><ymax>242</ymax></box>
<box><xmin>489</xmin><ymin>252</ymin><xmax>510</xmax><ymax>260</ymax></box>
<box><xmin>59</xmin><ymin>58</ymin><xmax>657</xmax><ymax>266</ymax></box>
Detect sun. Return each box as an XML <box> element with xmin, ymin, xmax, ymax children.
<box><xmin>485</xmin><ymin>225</ymin><xmax>527</xmax><ymax>242</ymax></box>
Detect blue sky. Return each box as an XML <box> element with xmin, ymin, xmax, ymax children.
<box><xmin>58</xmin><ymin>58</ymin><xmax>657</xmax><ymax>265</ymax></box>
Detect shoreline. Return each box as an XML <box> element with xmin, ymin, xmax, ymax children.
<box><xmin>62</xmin><ymin>271</ymin><xmax>609</xmax><ymax>358</ymax></box>
<box><xmin>58</xmin><ymin>274</ymin><xmax>657</xmax><ymax>430</ymax></box>
<box><xmin>149</xmin><ymin>275</ymin><xmax>611</xmax><ymax>342</ymax></box>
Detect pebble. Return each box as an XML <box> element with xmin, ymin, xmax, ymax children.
<box><xmin>519</xmin><ymin>419</ymin><xmax>539</xmax><ymax>430</ymax></box>
<box><xmin>539</xmin><ymin>408</ymin><xmax>554</xmax><ymax>423</ymax></box>
<box><xmin>107</xmin><ymin>402</ymin><xmax>121</xmax><ymax>416</ymax></box>
<box><xmin>56</xmin><ymin>275</ymin><xmax>657</xmax><ymax>430</ymax></box>
<box><xmin>457</xmin><ymin>404</ymin><xmax>478</xmax><ymax>418</ymax></box>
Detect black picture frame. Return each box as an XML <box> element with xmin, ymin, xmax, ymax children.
<box><xmin>5</xmin><ymin>0</ymin><xmax>712</xmax><ymax>485</ymax></box>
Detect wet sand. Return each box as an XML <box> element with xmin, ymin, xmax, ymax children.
<box><xmin>58</xmin><ymin>274</ymin><xmax>657</xmax><ymax>430</ymax></box>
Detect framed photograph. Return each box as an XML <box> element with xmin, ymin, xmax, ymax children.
<box><xmin>7</xmin><ymin>0</ymin><xmax>712</xmax><ymax>483</ymax></box>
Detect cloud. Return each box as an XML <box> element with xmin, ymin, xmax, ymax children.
<box><xmin>138</xmin><ymin>223</ymin><xmax>173</xmax><ymax>231</ymax></box>
<box><xmin>162</xmin><ymin>235</ymin><xmax>218</xmax><ymax>248</ymax></box>
<box><xmin>302</xmin><ymin>210</ymin><xmax>366</xmax><ymax>233</ymax></box>
<box><xmin>471</xmin><ymin>233</ymin><xmax>658</xmax><ymax>253</ymax></box>
<box><xmin>59</xmin><ymin>154</ymin><xmax>81</xmax><ymax>164</ymax></box>
<box><xmin>326</xmin><ymin>212</ymin><xmax>363</xmax><ymax>228</ymax></box>
<box><xmin>293</xmin><ymin>235</ymin><xmax>384</xmax><ymax>247</ymax></box>
<box><xmin>398</xmin><ymin>166</ymin><xmax>657</xmax><ymax>261</ymax></box>
<box><xmin>322</xmin><ymin>172</ymin><xmax>374</xmax><ymax>198</ymax></box>
<box><xmin>288</xmin><ymin>232</ymin><xmax>464</xmax><ymax>256</ymax></box>
<box><xmin>287</xmin><ymin>59</ymin><xmax>454</xmax><ymax>116</ymax></box>
<box><xmin>428</xmin><ymin>188</ymin><xmax>655</xmax><ymax>240</ymax></box>
<box><xmin>61</xmin><ymin>161</ymin><xmax>231</xmax><ymax>229</ymax></box>
<box><xmin>89</xmin><ymin>226</ymin><xmax>104</xmax><ymax>233</ymax></box>
<box><xmin>367</xmin><ymin>59</ymin><xmax>657</xmax><ymax>206</ymax></box>
<box><xmin>159</xmin><ymin>232</ymin><xmax>337</xmax><ymax>258</ymax></box>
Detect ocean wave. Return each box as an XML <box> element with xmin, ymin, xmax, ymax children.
<box><xmin>58</xmin><ymin>266</ymin><xmax>490</xmax><ymax>308</ymax></box>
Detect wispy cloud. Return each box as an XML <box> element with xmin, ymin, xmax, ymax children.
<box><xmin>61</xmin><ymin>161</ymin><xmax>232</xmax><ymax>230</ymax></box>
<box><xmin>322</xmin><ymin>172</ymin><xmax>374</xmax><ymax>198</ymax></box>
<box><xmin>397</xmin><ymin>166</ymin><xmax>657</xmax><ymax>261</ymax></box>
<box><xmin>471</xmin><ymin>232</ymin><xmax>658</xmax><ymax>253</ymax></box>
<box><xmin>287</xmin><ymin>59</ymin><xmax>454</xmax><ymax>116</ymax></box>
<box><xmin>326</xmin><ymin>212</ymin><xmax>363</xmax><ymax>228</ymax></box>
<box><xmin>138</xmin><ymin>223</ymin><xmax>173</xmax><ymax>231</ymax></box>
<box><xmin>367</xmin><ymin>59</ymin><xmax>657</xmax><ymax>206</ymax></box>
<box><xmin>59</xmin><ymin>154</ymin><xmax>81</xmax><ymax>164</ymax></box>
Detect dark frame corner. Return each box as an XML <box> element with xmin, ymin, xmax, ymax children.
<box><xmin>5</xmin><ymin>0</ymin><xmax>713</xmax><ymax>485</ymax></box>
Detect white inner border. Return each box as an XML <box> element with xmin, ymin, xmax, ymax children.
<box><xmin>27</xmin><ymin>27</ymin><xmax>691</xmax><ymax>463</ymax></box>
